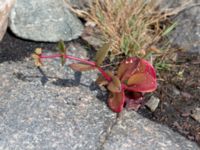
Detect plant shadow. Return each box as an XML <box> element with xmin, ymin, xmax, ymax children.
<box><xmin>14</xmin><ymin>68</ymin><xmax>108</xmax><ymax>103</ymax></box>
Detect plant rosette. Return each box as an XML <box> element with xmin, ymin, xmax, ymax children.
<box><xmin>32</xmin><ymin>42</ymin><xmax>157</xmax><ymax>113</ymax></box>
<box><xmin>97</xmin><ymin>57</ymin><xmax>157</xmax><ymax>112</ymax></box>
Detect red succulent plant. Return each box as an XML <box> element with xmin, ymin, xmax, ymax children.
<box><xmin>32</xmin><ymin>41</ymin><xmax>157</xmax><ymax>113</ymax></box>
<box><xmin>104</xmin><ymin>57</ymin><xmax>157</xmax><ymax>113</ymax></box>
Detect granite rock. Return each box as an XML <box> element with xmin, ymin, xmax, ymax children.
<box><xmin>102</xmin><ymin>111</ymin><xmax>199</xmax><ymax>150</ymax></box>
<box><xmin>68</xmin><ymin>0</ymin><xmax>91</xmax><ymax>10</ymax></box>
<box><xmin>9</xmin><ymin>0</ymin><xmax>84</xmax><ymax>42</ymax></box>
<box><xmin>0</xmin><ymin>44</ymin><xmax>199</xmax><ymax>149</ymax></box>
<box><xmin>159</xmin><ymin>0</ymin><xmax>200</xmax><ymax>53</ymax></box>
<box><xmin>0</xmin><ymin>0</ymin><xmax>15</xmax><ymax>41</ymax></box>
<box><xmin>0</xmin><ymin>48</ymin><xmax>116</xmax><ymax>150</ymax></box>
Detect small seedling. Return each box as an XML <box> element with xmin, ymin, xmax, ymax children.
<box><xmin>32</xmin><ymin>41</ymin><xmax>157</xmax><ymax>113</ymax></box>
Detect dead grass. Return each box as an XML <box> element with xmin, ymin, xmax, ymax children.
<box><xmin>65</xmin><ymin>0</ymin><xmax>194</xmax><ymax>63</ymax></box>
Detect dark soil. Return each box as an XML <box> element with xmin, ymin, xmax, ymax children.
<box><xmin>139</xmin><ymin>52</ymin><xmax>200</xmax><ymax>146</ymax></box>
<box><xmin>0</xmin><ymin>31</ymin><xmax>55</xmax><ymax>63</ymax></box>
<box><xmin>0</xmin><ymin>31</ymin><xmax>200</xmax><ymax>146</ymax></box>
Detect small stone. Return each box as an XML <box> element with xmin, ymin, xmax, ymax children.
<box><xmin>191</xmin><ymin>107</ymin><xmax>200</xmax><ymax>123</ymax></box>
<box><xmin>145</xmin><ymin>96</ymin><xmax>160</xmax><ymax>112</ymax></box>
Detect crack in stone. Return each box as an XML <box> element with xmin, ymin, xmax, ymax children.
<box><xmin>98</xmin><ymin>113</ymin><xmax>122</xmax><ymax>150</ymax></box>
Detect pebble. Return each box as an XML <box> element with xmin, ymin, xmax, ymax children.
<box><xmin>145</xmin><ymin>96</ymin><xmax>160</xmax><ymax>112</ymax></box>
<box><xmin>191</xmin><ymin>107</ymin><xmax>200</xmax><ymax>123</ymax></box>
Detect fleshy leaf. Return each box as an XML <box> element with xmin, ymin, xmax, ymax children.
<box><xmin>127</xmin><ymin>73</ymin><xmax>147</xmax><ymax>85</ymax></box>
<box><xmin>108</xmin><ymin>91</ymin><xmax>125</xmax><ymax>113</ymax></box>
<box><xmin>105</xmin><ymin>71</ymin><xmax>121</xmax><ymax>92</ymax></box>
<box><xmin>107</xmin><ymin>76</ymin><xmax>121</xmax><ymax>93</ymax></box>
<box><xmin>32</xmin><ymin>53</ymin><xmax>42</xmax><ymax>67</ymax></box>
<box><xmin>69</xmin><ymin>63</ymin><xmax>95</xmax><ymax>72</ymax></box>
<box><xmin>127</xmin><ymin>73</ymin><xmax>157</xmax><ymax>92</ymax></box>
<box><xmin>126</xmin><ymin>58</ymin><xmax>157</xmax><ymax>92</ymax></box>
<box><xmin>96</xmin><ymin>75</ymin><xmax>108</xmax><ymax>86</ymax></box>
<box><xmin>117</xmin><ymin>57</ymin><xmax>140</xmax><ymax>82</ymax></box>
<box><xmin>95</xmin><ymin>42</ymin><xmax>110</xmax><ymax>66</ymax></box>
<box><xmin>58</xmin><ymin>40</ymin><xmax>67</xmax><ymax>66</ymax></box>
<box><xmin>138</xmin><ymin>59</ymin><xmax>156</xmax><ymax>78</ymax></box>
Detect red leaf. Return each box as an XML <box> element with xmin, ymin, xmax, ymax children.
<box><xmin>122</xmin><ymin>58</ymin><xmax>157</xmax><ymax>93</ymax></box>
<box><xmin>127</xmin><ymin>73</ymin><xmax>157</xmax><ymax>92</ymax></box>
<box><xmin>117</xmin><ymin>57</ymin><xmax>156</xmax><ymax>84</ymax></box>
<box><xmin>69</xmin><ymin>63</ymin><xmax>95</xmax><ymax>71</ymax></box>
<box><xmin>106</xmin><ymin>72</ymin><xmax>121</xmax><ymax>93</ymax></box>
<box><xmin>139</xmin><ymin>59</ymin><xmax>156</xmax><ymax>78</ymax></box>
<box><xmin>117</xmin><ymin>57</ymin><xmax>140</xmax><ymax>82</ymax></box>
<box><xmin>108</xmin><ymin>91</ymin><xmax>125</xmax><ymax>113</ymax></box>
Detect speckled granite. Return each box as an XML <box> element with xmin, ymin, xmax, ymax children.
<box><xmin>103</xmin><ymin>111</ymin><xmax>199</xmax><ymax>150</ymax></box>
<box><xmin>159</xmin><ymin>0</ymin><xmax>200</xmax><ymax>53</ymax></box>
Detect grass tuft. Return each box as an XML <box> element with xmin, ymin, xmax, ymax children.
<box><xmin>65</xmin><ymin>0</ymin><xmax>194</xmax><ymax>65</ymax></box>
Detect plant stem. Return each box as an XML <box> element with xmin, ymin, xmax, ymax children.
<box><xmin>65</xmin><ymin>55</ymin><xmax>96</xmax><ymax>66</ymax></box>
<box><xmin>40</xmin><ymin>54</ymin><xmax>62</xmax><ymax>58</ymax></box>
<box><xmin>96</xmin><ymin>66</ymin><xmax>111</xmax><ymax>81</ymax></box>
<box><xmin>39</xmin><ymin>54</ymin><xmax>112</xmax><ymax>81</ymax></box>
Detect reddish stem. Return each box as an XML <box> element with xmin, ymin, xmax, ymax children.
<box><xmin>40</xmin><ymin>54</ymin><xmax>62</xmax><ymax>58</ymax></box>
<box><xmin>65</xmin><ymin>55</ymin><xmax>96</xmax><ymax>66</ymax></box>
<box><xmin>96</xmin><ymin>66</ymin><xmax>112</xmax><ymax>81</ymax></box>
<box><xmin>39</xmin><ymin>54</ymin><xmax>112</xmax><ymax>81</ymax></box>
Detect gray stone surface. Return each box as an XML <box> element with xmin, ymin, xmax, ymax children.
<box><xmin>68</xmin><ymin>0</ymin><xmax>91</xmax><ymax>9</ymax></box>
<box><xmin>159</xmin><ymin>0</ymin><xmax>200</xmax><ymax>53</ymax></box>
<box><xmin>0</xmin><ymin>48</ymin><xmax>116</xmax><ymax>150</ymax></box>
<box><xmin>103</xmin><ymin>111</ymin><xmax>199</xmax><ymax>150</ymax></box>
<box><xmin>0</xmin><ymin>0</ymin><xmax>15</xmax><ymax>41</ymax></box>
<box><xmin>9</xmin><ymin>0</ymin><xmax>84</xmax><ymax>42</ymax></box>
<box><xmin>0</xmin><ymin>46</ymin><xmax>199</xmax><ymax>149</ymax></box>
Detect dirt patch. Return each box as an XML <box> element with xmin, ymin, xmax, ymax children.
<box><xmin>139</xmin><ymin>52</ymin><xmax>200</xmax><ymax>145</ymax></box>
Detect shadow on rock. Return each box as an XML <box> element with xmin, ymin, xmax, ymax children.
<box><xmin>52</xmin><ymin>71</ymin><xmax>82</xmax><ymax>87</ymax></box>
<box><xmin>0</xmin><ymin>31</ymin><xmax>56</xmax><ymax>63</ymax></box>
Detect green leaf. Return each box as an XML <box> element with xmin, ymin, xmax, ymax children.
<box><xmin>58</xmin><ymin>40</ymin><xmax>66</xmax><ymax>53</ymax></box>
<box><xmin>58</xmin><ymin>40</ymin><xmax>67</xmax><ymax>66</ymax></box>
<box><xmin>69</xmin><ymin>63</ymin><xmax>95</xmax><ymax>72</ymax></box>
<box><xmin>162</xmin><ymin>22</ymin><xmax>177</xmax><ymax>36</ymax></box>
<box><xmin>95</xmin><ymin>42</ymin><xmax>110</xmax><ymax>66</ymax></box>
